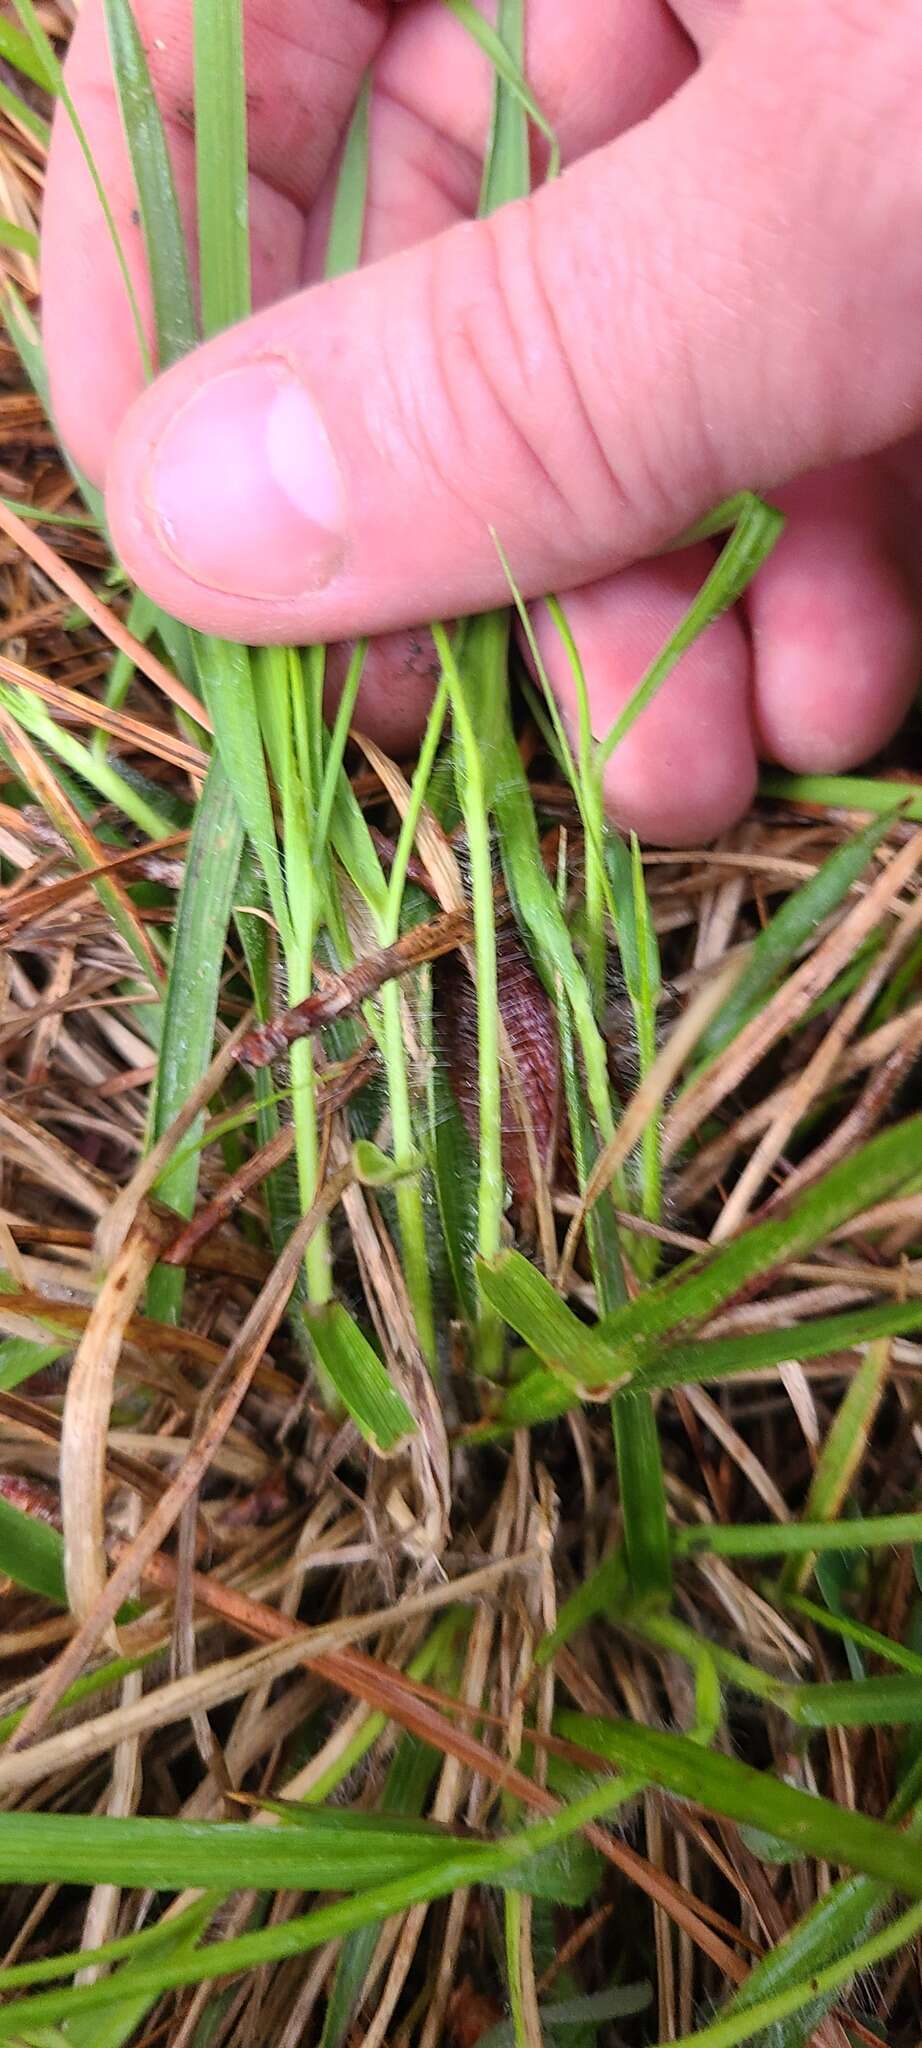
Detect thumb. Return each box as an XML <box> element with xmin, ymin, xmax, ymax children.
<box><xmin>107</xmin><ymin>1</ymin><xmax>922</xmax><ymax>645</ymax></box>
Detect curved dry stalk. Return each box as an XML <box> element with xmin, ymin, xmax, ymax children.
<box><xmin>0</xmin><ymin>498</ymin><xmax>208</xmax><ymax>731</ymax></box>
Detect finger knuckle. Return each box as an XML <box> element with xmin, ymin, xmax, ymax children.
<box><xmin>430</xmin><ymin>201</ymin><xmax>646</xmax><ymax>575</ymax></box>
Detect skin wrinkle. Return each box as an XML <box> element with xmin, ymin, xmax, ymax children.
<box><xmin>448</xmin><ymin>208</ymin><xmax>578</xmax><ymax>541</ymax></box>
<box><xmin>540</xmin><ymin>154</ymin><xmax>719</xmax><ymax>544</ymax></box>
<box><xmin>335</xmin><ymin>237</ymin><xmax>477</xmax><ymax>540</ymax></box>
<box><xmin>525</xmin><ymin>193</ymin><xmax>637</xmax><ymax>533</ymax></box>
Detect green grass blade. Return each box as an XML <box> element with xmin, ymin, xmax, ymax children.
<box><xmin>196</xmin><ymin>637</ymin><xmax>292</xmax><ymax>950</ymax></box>
<box><xmin>305</xmin><ymin>1302</ymin><xmax>415</xmax><ymax>1455</ymax></box>
<box><xmin>1</xmin><ymin>498</ymin><xmax>95</xmax><ymax>530</ymax></box>
<box><xmin>638</xmin><ymin>1301</ymin><xmax>922</xmax><ymax>1389</ymax></box>
<box><xmin>104</xmin><ymin>0</ymin><xmax>197</xmax><ymax>365</ymax></box>
<box><xmin>193</xmin><ymin>0</ymin><xmax>250</xmax><ymax>332</ymax></box>
<box><xmin>0</xmin><ymin>218</ymin><xmax>37</xmax><ymax>257</ymax></box>
<box><xmin>696</xmin><ymin>810</ymin><xmax>892</xmax><ymax>1063</ymax></box>
<box><xmin>784</xmin><ymin>1592</ymin><xmax>922</xmax><ymax>1677</ymax></box>
<box><xmin>509</xmin><ymin>572</ymin><xmax>671</xmax><ymax>1601</ymax></box>
<box><xmin>611</xmin><ymin>1394</ymin><xmax>672</xmax><ymax>1605</ymax></box>
<box><xmin>723</xmin><ymin>1778</ymin><xmax>922</xmax><ymax>2045</ymax></box>
<box><xmin>0</xmin><ymin>75</ymin><xmax>49</xmax><ymax>140</ymax></box>
<box><xmin>0</xmin><ymin>1903</ymin><xmax>213</xmax><ymax>1991</ymax></box>
<box><xmin>476</xmin><ymin>1254</ymin><xmax>623</xmax><ymax>1384</ymax></box>
<box><xmin>313</xmin><ymin>641</ymin><xmax>368</xmax><ymax>865</ymax></box>
<box><xmin>0</xmin><ymin>1655</ymin><xmax>153</xmax><ymax>1748</ymax></box>
<box><xmin>665</xmin><ymin>1899</ymin><xmax>922</xmax><ymax>2048</ymax></box>
<box><xmin>596</xmin><ymin>1111</ymin><xmax>922</xmax><ymax>1351</ymax></box>
<box><xmin>675</xmin><ymin>1512</ymin><xmax>922</xmax><ymax>1559</ymax></box>
<box><xmin>60</xmin><ymin>1906</ymin><xmax>214</xmax><ymax>2048</ymax></box>
<box><xmin>558</xmin><ymin>988</ymin><xmax>627</xmax><ymax>1313</ymax></box>
<box><xmin>0</xmin><ymin>706</ymin><xmax>166</xmax><ymax>984</ymax></box>
<box><xmin>676</xmin><ymin>491</ymin><xmax>775</xmax><ymax>546</ymax></box>
<box><xmin>536</xmin><ymin>1548</ymin><xmax>627</xmax><ymax>1668</ymax></box>
<box><xmin>3</xmin><ymin>279</ymin><xmax>49</xmax><ymax>410</ymax></box>
<box><xmin>375</xmin><ymin>676</ymin><xmax>450</xmax><ymax>1362</ymax></box>
<box><xmin>479</xmin><ymin>0</ymin><xmax>529</xmax><ymax>212</ymax></box>
<box><xmin>0</xmin><ymin>1497</ymin><xmax>68</xmax><ymax>1605</ymax></box>
<box><xmin>486</xmin><ymin>1367</ymin><xmax>575</xmax><ymax>1431</ymax></box>
<box><xmin>0</xmin><ymin>1776</ymin><xmax>633</xmax><ymax>2028</ymax></box>
<box><xmin>148</xmin><ymin>757</ymin><xmax>243</xmax><ymax>1322</ymax></box>
<box><xmin>441</xmin><ymin>0</ymin><xmax>558</xmax><ymax>176</ymax></box>
<box><xmin>320</xmin><ymin>1729</ymin><xmax>441</xmax><ymax>2047</ymax></box>
<box><xmin>3</xmin><ymin>282</ymin><xmax>105</xmax><ymax>523</ymax></box>
<box><xmin>0</xmin><ymin>680</ymin><xmax>176</xmax><ymax>840</ymax></box>
<box><xmin>326</xmin><ymin>70</ymin><xmax>371</xmax><ymax>277</ymax></box>
<box><xmin>762</xmin><ymin>768</ymin><xmax>922</xmax><ymax>822</ymax></box>
<box><xmin>779</xmin><ymin>1336</ymin><xmax>891</xmax><ymax>1596</ymax></box>
<box><xmin>0</xmin><ymin>1808</ymin><xmax>557</xmax><ymax>1894</ymax></box>
<box><xmin>503</xmin><ymin>1890</ymin><xmax>533</xmax><ymax>2048</ymax></box>
<box><xmin>233</xmin><ymin>874</ymin><xmax>299</xmax><ymax>1260</ymax></box>
<box><xmin>487</xmin><ymin>1298</ymin><xmax>922</xmax><ymax>1425</ymax></box>
<box><xmin>0</xmin><ymin>14</ymin><xmax>54</xmax><ymax>86</ymax></box>
<box><xmin>596</xmin><ymin>495</ymin><xmax>783</xmax><ymax>770</ymax></box>
<box><xmin>605</xmin><ymin>830</ymin><xmax>662</xmax><ymax>1240</ymax></box>
<box><xmin>789</xmin><ymin>1673</ymin><xmax>922</xmax><ymax>1728</ymax></box>
<box><xmin>542</xmin><ymin>596</ymin><xmax>608</xmax><ymax>1011</ymax></box>
<box><xmin>555</xmin><ymin>1711</ymin><xmax>922</xmax><ymax>1895</ymax></box>
<box><xmin>0</xmin><ymin>1337</ymin><xmax>71</xmax><ymax>1393</ymax></box>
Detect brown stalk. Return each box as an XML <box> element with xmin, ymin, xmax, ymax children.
<box><xmin>0</xmin><ymin>697</ymin><xmax>165</xmax><ymax>987</ymax></box>
<box><xmin>136</xmin><ymin>1547</ymin><xmax>750</xmax><ymax>1985</ymax></box>
<box><xmin>8</xmin><ymin>1168</ymin><xmax>355</xmax><ymax>1752</ymax></box>
<box><xmin>0</xmin><ymin>830</ymin><xmax>190</xmax><ymax>941</ymax></box>
<box><xmin>0</xmin><ymin>499</ymin><xmax>209</xmax><ymax>732</ymax></box>
<box><xmin>235</xmin><ymin>908</ymin><xmax>472</xmax><ymax>1067</ymax></box>
<box><xmin>0</xmin><ymin>650</ymin><xmax>208</xmax><ymax>776</ymax></box>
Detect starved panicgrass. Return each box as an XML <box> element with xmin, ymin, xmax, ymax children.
<box><xmin>1</xmin><ymin>4</ymin><xmax>922</xmax><ymax>2045</ymax></box>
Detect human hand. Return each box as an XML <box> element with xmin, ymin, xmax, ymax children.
<box><xmin>42</xmin><ymin>0</ymin><xmax>922</xmax><ymax>845</ymax></box>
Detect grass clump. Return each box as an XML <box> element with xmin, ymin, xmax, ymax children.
<box><xmin>1</xmin><ymin>3</ymin><xmax>922</xmax><ymax>2044</ymax></box>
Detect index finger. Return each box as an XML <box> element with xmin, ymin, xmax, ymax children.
<box><xmin>42</xmin><ymin>0</ymin><xmax>388</xmax><ymax>484</ymax></box>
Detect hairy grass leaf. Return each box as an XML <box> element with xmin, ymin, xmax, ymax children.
<box><xmin>596</xmin><ymin>1111</ymin><xmax>922</xmax><ymax>1351</ymax></box>
<box><xmin>555</xmin><ymin>1711</ymin><xmax>922</xmax><ymax>1895</ymax></box>
<box><xmin>193</xmin><ymin>0</ymin><xmax>250</xmax><ymax>332</ymax></box>
<box><xmin>104</xmin><ymin>0</ymin><xmax>197</xmax><ymax>365</ymax></box>
<box><xmin>0</xmin><ymin>1776</ymin><xmax>631</xmax><ymax>2028</ymax></box>
<box><xmin>0</xmin><ymin>1806</ymin><xmax>590</xmax><ymax>1896</ymax></box>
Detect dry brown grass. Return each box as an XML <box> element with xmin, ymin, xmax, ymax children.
<box><xmin>3</xmin><ymin>17</ymin><xmax>922</xmax><ymax>2045</ymax></box>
